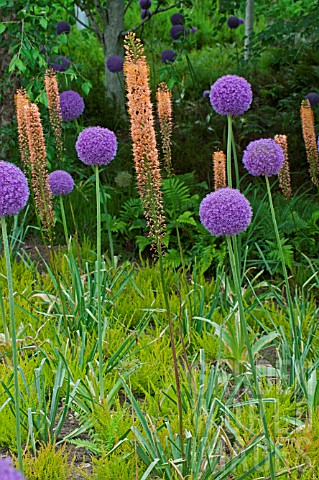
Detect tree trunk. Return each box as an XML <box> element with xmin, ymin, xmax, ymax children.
<box><xmin>244</xmin><ymin>0</ymin><xmax>254</xmax><ymax>60</ymax></box>
<box><xmin>103</xmin><ymin>0</ymin><xmax>125</xmax><ymax>114</ymax></box>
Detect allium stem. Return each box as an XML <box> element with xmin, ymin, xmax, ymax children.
<box><xmin>1</xmin><ymin>217</ymin><xmax>23</xmax><ymax>474</ymax></box>
<box><xmin>226</xmin><ymin>235</ymin><xmax>275</xmax><ymax>479</ymax></box>
<box><xmin>231</xmin><ymin>134</ymin><xmax>240</xmax><ymax>188</ymax></box>
<box><xmin>157</xmin><ymin>241</ymin><xmax>184</xmax><ymax>463</ymax></box>
<box><xmin>265</xmin><ymin>176</ymin><xmax>306</xmax><ymax>396</ymax></box>
<box><xmin>0</xmin><ymin>283</ymin><xmax>10</xmax><ymax>344</ymax></box>
<box><xmin>95</xmin><ymin>165</ymin><xmax>104</xmax><ymax>401</ymax></box>
<box><xmin>59</xmin><ymin>196</ymin><xmax>69</xmax><ymax>246</ymax></box>
<box><xmin>227</xmin><ymin>115</ymin><xmax>233</xmax><ymax>187</ymax></box>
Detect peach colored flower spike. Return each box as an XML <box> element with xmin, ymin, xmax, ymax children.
<box><xmin>300</xmin><ymin>99</ymin><xmax>319</xmax><ymax>186</ymax></box>
<box><xmin>213</xmin><ymin>150</ymin><xmax>226</xmax><ymax>190</ymax></box>
<box><xmin>274</xmin><ymin>135</ymin><xmax>292</xmax><ymax>199</ymax></box>
<box><xmin>156</xmin><ymin>82</ymin><xmax>173</xmax><ymax>175</ymax></box>
<box><xmin>15</xmin><ymin>89</ymin><xmax>31</xmax><ymax>169</ymax></box>
<box><xmin>25</xmin><ymin>102</ymin><xmax>55</xmax><ymax>230</ymax></box>
<box><xmin>124</xmin><ymin>33</ymin><xmax>166</xmax><ymax>249</ymax></box>
<box><xmin>44</xmin><ymin>69</ymin><xmax>64</xmax><ymax>165</ymax></box>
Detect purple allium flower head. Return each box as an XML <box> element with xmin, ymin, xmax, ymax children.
<box><xmin>76</xmin><ymin>127</ymin><xmax>117</xmax><ymax>166</ymax></box>
<box><xmin>227</xmin><ymin>16</ymin><xmax>240</xmax><ymax>29</ymax></box>
<box><xmin>210</xmin><ymin>75</ymin><xmax>253</xmax><ymax>116</ymax></box>
<box><xmin>239</xmin><ymin>18</ymin><xmax>244</xmax><ymax>24</ymax></box>
<box><xmin>170</xmin><ymin>24</ymin><xmax>186</xmax><ymax>40</ymax></box>
<box><xmin>139</xmin><ymin>0</ymin><xmax>151</xmax><ymax>8</ymax></box>
<box><xmin>161</xmin><ymin>49</ymin><xmax>176</xmax><ymax>64</ymax></box>
<box><xmin>305</xmin><ymin>92</ymin><xmax>319</xmax><ymax>107</ymax></box>
<box><xmin>140</xmin><ymin>9</ymin><xmax>151</xmax><ymax>19</ymax></box>
<box><xmin>106</xmin><ymin>55</ymin><xmax>124</xmax><ymax>73</ymax></box>
<box><xmin>189</xmin><ymin>26</ymin><xmax>197</xmax><ymax>34</ymax></box>
<box><xmin>0</xmin><ymin>458</ymin><xmax>26</xmax><ymax>480</ymax></box>
<box><xmin>170</xmin><ymin>13</ymin><xmax>184</xmax><ymax>25</ymax></box>
<box><xmin>59</xmin><ymin>90</ymin><xmax>85</xmax><ymax>121</ymax></box>
<box><xmin>52</xmin><ymin>55</ymin><xmax>71</xmax><ymax>72</ymax></box>
<box><xmin>48</xmin><ymin>170</ymin><xmax>74</xmax><ymax>196</ymax></box>
<box><xmin>202</xmin><ymin>90</ymin><xmax>210</xmax><ymax>99</ymax></box>
<box><xmin>243</xmin><ymin>138</ymin><xmax>285</xmax><ymax>177</ymax></box>
<box><xmin>200</xmin><ymin>187</ymin><xmax>252</xmax><ymax>237</ymax></box>
<box><xmin>56</xmin><ymin>21</ymin><xmax>71</xmax><ymax>35</ymax></box>
<box><xmin>0</xmin><ymin>162</ymin><xmax>29</xmax><ymax>218</ymax></box>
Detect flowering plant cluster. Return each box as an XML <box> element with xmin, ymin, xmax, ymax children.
<box><xmin>59</xmin><ymin>90</ymin><xmax>85</xmax><ymax>121</ymax></box>
<box><xmin>0</xmin><ymin>458</ymin><xmax>26</xmax><ymax>480</ymax></box>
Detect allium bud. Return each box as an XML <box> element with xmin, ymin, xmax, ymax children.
<box><xmin>140</xmin><ymin>9</ymin><xmax>151</xmax><ymax>19</ymax></box>
<box><xmin>170</xmin><ymin>24</ymin><xmax>186</xmax><ymax>40</ymax></box>
<box><xmin>59</xmin><ymin>90</ymin><xmax>85</xmax><ymax>121</ymax></box>
<box><xmin>200</xmin><ymin>187</ymin><xmax>252</xmax><ymax>237</ymax></box>
<box><xmin>170</xmin><ymin>13</ymin><xmax>184</xmax><ymax>25</ymax></box>
<box><xmin>76</xmin><ymin>127</ymin><xmax>118</xmax><ymax>166</ymax></box>
<box><xmin>0</xmin><ymin>162</ymin><xmax>29</xmax><ymax>217</ymax></box>
<box><xmin>305</xmin><ymin>92</ymin><xmax>319</xmax><ymax>107</ymax></box>
<box><xmin>210</xmin><ymin>75</ymin><xmax>253</xmax><ymax>116</ymax></box>
<box><xmin>243</xmin><ymin>138</ymin><xmax>285</xmax><ymax>177</ymax></box>
<box><xmin>0</xmin><ymin>458</ymin><xmax>26</xmax><ymax>480</ymax></box>
<box><xmin>139</xmin><ymin>0</ymin><xmax>151</xmax><ymax>8</ymax></box>
<box><xmin>227</xmin><ymin>16</ymin><xmax>240</xmax><ymax>29</ymax></box>
<box><xmin>161</xmin><ymin>49</ymin><xmax>175</xmax><ymax>64</ymax></box>
<box><xmin>48</xmin><ymin>170</ymin><xmax>74</xmax><ymax>195</ymax></box>
<box><xmin>106</xmin><ymin>55</ymin><xmax>124</xmax><ymax>73</ymax></box>
<box><xmin>56</xmin><ymin>21</ymin><xmax>71</xmax><ymax>35</ymax></box>
<box><xmin>52</xmin><ymin>56</ymin><xmax>71</xmax><ymax>72</ymax></box>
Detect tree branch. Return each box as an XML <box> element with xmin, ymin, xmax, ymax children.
<box><xmin>123</xmin><ymin>2</ymin><xmax>180</xmax><ymax>35</ymax></box>
<box><xmin>124</xmin><ymin>0</ymin><xmax>134</xmax><ymax>15</ymax></box>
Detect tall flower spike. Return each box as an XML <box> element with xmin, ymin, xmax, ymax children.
<box><xmin>274</xmin><ymin>135</ymin><xmax>292</xmax><ymax>199</ymax></box>
<box><xmin>300</xmin><ymin>99</ymin><xmax>319</xmax><ymax>186</ymax></box>
<box><xmin>15</xmin><ymin>89</ymin><xmax>31</xmax><ymax>169</ymax></box>
<box><xmin>213</xmin><ymin>150</ymin><xmax>226</xmax><ymax>190</ymax></box>
<box><xmin>44</xmin><ymin>69</ymin><xmax>64</xmax><ymax>165</ymax></box>
<box><xmin>156</xmin><ymin>82</ymin><xmax>173</xmax><ymax>175</ymax></box>
<box><xmin>25</xmin><ymin>102</ymin><xmax>55</xmax><ymax>230</ymax></box>
<box><xmin>124</xmin><ymin>33</ymin><xmax>166</xmax><ymax>248</ymax></box>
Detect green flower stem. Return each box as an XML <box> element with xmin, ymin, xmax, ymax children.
<box><xmin>0</xmin><ymin>282</ymin><xmax>10</xmax><ymax>344</ymax></box>
<box><xmin>1</xmin><ymin>216</ymin><xmax>23</xmax><ymax>473</ymax></box>
<box><xmin>157</xmin><ymin>241</ymin><xmax>184</xmax><ymax>462</ymax></box>
<box><xmin>105</xmin><ymin>205</ymin><xmax>115</xmax><ymax>268</ymax></box>
<box><xmin>95</xmin><ymin>165</ymin><xmax>104</xmax><ymax>401</ymax></box>
<box><xmin>59</xmin><ymin>195</ymin><xmax>69</xmax><ymax>246</ymax></box>
<box><xmin>227</xmin><ymin>115</ymin><xmax>233</xmax><ymax>187</ymax></box>
<box><xmin>226</xmin><ymin>236</ymin><xmax>275</xmax><ymax>479</ymax></box>
<box><xmin>231</xmin><ymin>134</ymin><xmax>240</xmax><ymax>189</ymax></box>
<box><xmin>265</xmin><ymin>176</ymin><xmax>306</xmax><ymax>395</ymax></box>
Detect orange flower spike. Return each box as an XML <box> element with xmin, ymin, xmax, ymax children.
<box><xmin>124</xmin><ymin>33</ymin><xmax>166</xmax><ymax>248</ymax></box>
<box><xmin>44</xmin><ymin>68</ymin><xmax>64</xmax><ymax>164</ymax></box>
<box><xmin>300</xmin><ymin>99</ymin><xmax>319</xmax><ymax>186</ymax></box>
<box><xmin>156</xmin><ymin>82</ymin><xmax>173</xmax><ymax>175</ymax></box>
<box><xmin>213</xmin><ymin>150</ymin><xmax>227</xmax><ymax>190</ymax></box>
<box><xmin>15</xmin><ymin>89</ymin><xmax>31</xmax><ymax>168</ymax></box>
<box><xmin>25</xmin><ymin>102</ymin><xmax>55</xmax><ymax>230</ymax></box>
<box><xmin>274</xmin><ymin>135</ymin><xmax>292</xmax><ymax>199</ymax></box>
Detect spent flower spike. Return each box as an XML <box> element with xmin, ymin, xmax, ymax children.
<box><xmin>200</xmin><ymin>187</ymin><xmax>252</xmax><ymax>237</ymax></box>
<box><xmin>59</xmin><ymin>90</ymin><xmax>85</xmax><ymax>121</ymax></box>
<box><xmin>210</xmin><ymin>75</ymin><xmax>252</xmax><ymax>116</ymax></box>
<box><xmin>0</xmin><ymin>162</ymin><xmax>29</xmax><ymax>217</ymax></box>
<box><xmin>274</xmin><ymin>135</ymin><xmax>292</xmax><ymax>199</ymax></box>
<box><xmin>48</xmin><ymin>170</ymin><xmax>74</xmax><ymax>196</ymax></box>
<box><xmin>243</xmin><ymin>138</ymin><xmax>285</xmax><ymax>177</ymax></box>
<box><xmin>300</xmin><ymin>99</ymin><xmax>319</xmax><ymax>185</ymax></box>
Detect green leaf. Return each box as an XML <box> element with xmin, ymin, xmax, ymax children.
<box><xmin>176</xmin><ymin>211</ymin><xmax>196</xmax><ymax>226</ymax></box>
<box><xmin>0</xmin><ymin>23</ymin><xmax>6</xmax><ymax>35</ymax></box>
<box><xmin>39</xmin><ymin>18</ymin><xmax>48</xmax><ymax>30</ymax></box>
<box><xmin>167</xmin><ymin>78</ymin><xmax>175</xmax><ymax>89</ymax></box>
<box><xmin>82</xmin><ymin>81</ymin><xmax>92</xmax><ymax>95</ymax></box>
